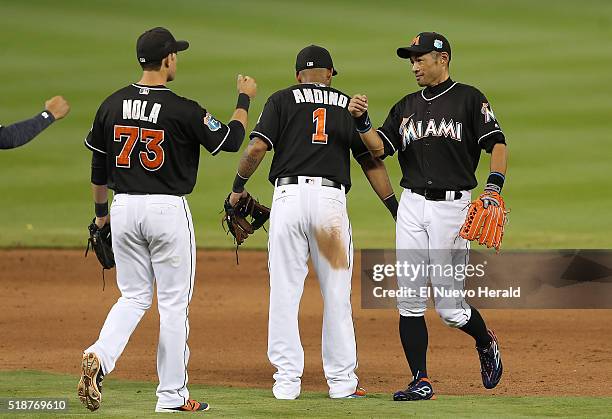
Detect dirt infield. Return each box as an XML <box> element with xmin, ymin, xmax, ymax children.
<box><xmin>1</xmin><ymin>249</ymin><xmax>611</xmax><ymax>397</ymax></box>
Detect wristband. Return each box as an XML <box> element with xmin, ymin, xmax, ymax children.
<box><xmin>95</xmin><ymin>201</ymin><xmax>109</xmax><ymax>217</ymax></box>
<box><xmin>484</xmin><ymin>171</ymin><xmax>505</xmax><ymax>193</ymax></box>
<box><xmin>232</xmin><ymin>172</ymin><xmax>249</xmax><ymax>193</ymax></box>
<box><xmin>383</xmin><ymin>194</ymin><xmax>399</xmax><ymax>220</ymax></box>
<box><xmin>354</xmin><ymin>111</ymin><xmax>372</xmax><ymax>133</ymax></box>
<box><xmin>236</xmin><ymin>93</ymin><xmax>250</xmax><ymax>112</ymax></box>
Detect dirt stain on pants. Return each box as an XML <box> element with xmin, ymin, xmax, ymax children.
<box><xmin>315</xmin><ymin>227</ymin><xmax>348</xmax><ymax>270</ymax></box>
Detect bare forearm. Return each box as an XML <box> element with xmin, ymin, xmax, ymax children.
<box><xmin>92</xmin><ymin>184</ymin><xmax>108</xmax><ymax>204</ymax></box>
<box><xmin>490</xmin><ymin>143</ymin><xmax>507</xmax><ymax>175</ymax></box>
<box><xmin>360</xmin><ymin>156</ymin><xmax>394</xmax><ymax>199</ymax></box>
<box><xmin>230</xmin><ymin>108</ymin><xmax>248</xmax><ymax>131</ymax></box>
<box><xmin>360</xmin><ymin>156</ymin><xmax>398</xmax><ymax>219</ymax></box>
<box><xmin>359</xmin><ymin>129</ymin><xmax>385</xmax><ymax>158</ymax></box>
<box><xmin>230</xmin><ymin>138</ymin><xmax>268</xmax><ymax>198</ymax></box>
<box><xmin>237</xmin><ymin>139</ymin><xmax>267</xmax><ymax>178</ymax></box>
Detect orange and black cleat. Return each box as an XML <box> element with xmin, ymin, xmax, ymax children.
<box><xmin>155</xmin><ymin>399</ymin><xmax>210</xmax><ymax>413</ymax></box>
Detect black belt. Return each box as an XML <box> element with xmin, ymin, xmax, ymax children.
<box><xmin>411</xmin><ymin>188</ymin><xmax>462</xmax><ymax>201</ymax></box>
<box><xmin>276</xmin><ymin>176</ymin><xmax>342</xmax><ymax>190</ymax></box>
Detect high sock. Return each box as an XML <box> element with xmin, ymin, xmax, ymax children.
<box><xmin>399</xmin><ymin>315</ymin><xmax>428</xmax><ymax>379</ymax></box>
<box><xmin>459</xmin><ymin>307</ymin><xmax>492</xmax><ymax>348</ymax></box>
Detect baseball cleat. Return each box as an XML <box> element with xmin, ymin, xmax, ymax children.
<box><xmin>155</xmin><ymin>399</ymin><xmax>210</xmax><ymax>413</ymax></box>
<box><xmin>477</xmin><ymin>329</ymin><xmax>503</xmax><ymax>389</ymax></box>
<box><xmin>393</xmin><ymin>377</ymin><xmax>436</xmax><ymax>401</ymax></box>
<box><xmin>343</xmin><ymin>387</ymin><xmax>367</xmax><ymax>398</ymax></box>
<box><xmin>77</xmin><ymin>352</ymin><xmax>104</xmax><ymax>411</ymax></box>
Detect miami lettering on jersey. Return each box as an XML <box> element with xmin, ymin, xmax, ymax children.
<box><xmin>292</xmin><ymin>88</ymin><xmax>349</xmax><ymax>108</ymax></box>
<box><xmin>122</xmin><ymin>100</ymin><xmax>162</xmax><ymax>124</ymax></box>
<box><xmin>400</xmin><ymin>116</ymin><xmax>462</xmax><ymax>148</ymax></box>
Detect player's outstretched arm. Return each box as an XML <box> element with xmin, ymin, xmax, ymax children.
<box><xmin>0</xmin><ymin>96</ymin><xmax>70</xmax><ymax>150</ymax></box>
<box><xmin>358</xmin><ymin>154</ymin><xmax>398</xmax><ymax>220</ymax></box>
<box><xmin>205</xmin><ymin>75</ymin><xmax>258</xmax><ymax>154</ymax></box>
<box><xmin>228</xmin><ymin>137</ymin><xmax>268</xmax><ymax>205</ymax></box>
<box><xmin>229</xmin><ymin>74</ymin><xmax>257</xmax><ymax>130</ymax></box>
<box><xmin>348</xmin><ymin>94</ymin><xmax>385</xmax><ymax>158</ymax></box>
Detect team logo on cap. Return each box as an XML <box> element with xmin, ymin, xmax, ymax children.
<box><xmin>307</xmin><ymin>61</ymin><xmax>314</xmax><ymax>67</ymax></box>
<box><xmin>481</xmin><ymin>103</ymin><xmax>497</xmax><ymax>123</ymax></box>
<box><xmin>203</xmin><ymin>112</ymin><xmax>221</xmax><ymax>131</ymax></box>
<box><xmin>434</xmin><ymin>39</ymin><xmax>443</xmax><ymax>49</ymax></box>
<box><xmin>411</xmin><ymin>35</ymin><xmax>420</xmax><ymax>46</ymax></box>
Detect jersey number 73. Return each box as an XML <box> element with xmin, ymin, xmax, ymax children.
<box><xmin>114</xmin><ymin>125</ymin><xmax>165</xmax><ymax>171</ymax></box>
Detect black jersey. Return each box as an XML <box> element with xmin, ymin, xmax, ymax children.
<box><xmin>377</xmin><ymin>78</ymin><xmax>506</xmax><ymax>191</ymax></box>
<box><xmin>250</xmin><ymin>83</ymin><xmax>368</xmax><ymax>190</ymax></box>
<box><xmin>85</xmin><ymin>83</ymin><xmax>236</xmax><ymax>195</ymax></box>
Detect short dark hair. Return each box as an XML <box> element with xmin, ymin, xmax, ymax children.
<box><xmin>140</xmin><ymin>60</ymin><xmax>162</xmax><ymax>71</ymax></box>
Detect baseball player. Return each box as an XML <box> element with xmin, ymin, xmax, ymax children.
<box><xmin>228</xmin><ymin>45</ymin><xmax>397</xmax><ymax>400</ymax></box>
<box><xmin>78</xmin><ymin>27</ymin><xmax>256</xmax><ymax>412</ymax></box>
<box><xmin>0</xmin><ymin>96</ymin><xmax>70</xmax><ymax>149</ymax></box>
<box><xmin>349</xmin><ymin>32</ymin><xmax>507</xmax><ymax>400</ymax></box>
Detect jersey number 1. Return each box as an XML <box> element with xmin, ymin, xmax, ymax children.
<box><xmin>312</xmin><ymin>108</ymin><xmax>328</xmax><ymax>144</ymax></box>
<box><xmin>114</xmin><ymin>125</ymin><xmax>165</xmax><ymax>171</ymax></box>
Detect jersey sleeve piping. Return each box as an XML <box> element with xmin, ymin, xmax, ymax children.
<box><xmin>211</xmin><ymin>125</ymin><xmax>231</xmax><ymax>156</ymax></box>
<box><xmin>250</xmin><ymin>130</ymin><xmax>274</xmax><ymax>149</ymax></box>
<box><xmin>353</xmin><ymin>150</ymin><xmax>370</xmax><ymax>159</ymax></box>
<box><xmin>478</xmin><ymin>129</ymin><xmax>504</xmax><ymax>143</ymax></box>
<box><xmin>376</xmin><ymin>129</ymin><xmax>396</xmax><ymax>153</ymax></box>
<box><xmin>84</xmin><ymin>137</ymin><xmax>107</xmax><ymax>155</ymax></box>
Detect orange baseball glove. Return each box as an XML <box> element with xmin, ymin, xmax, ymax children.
<box><xmin>459</xmin><ymin>191</ymin><xmax>508</xmax><ymax>251</ymax></box>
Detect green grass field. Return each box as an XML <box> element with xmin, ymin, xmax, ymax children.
<box><xmin>1</xmin><ymin>371</ymin><xmax>610</xmax><ymax>418</ymax></box>
<box><xmin>0</xmin><ymin>0</ymin><xmax>611</xmax><ymax>249</ymax></box>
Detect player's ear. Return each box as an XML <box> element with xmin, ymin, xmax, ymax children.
<box><xmin>296</xmin><ymin>71</ymin><xmax>302</xmax><ymax>83</ymax></box>
<box><xmin>440</xmin><ymin>52</ymin><xmax>449</xmax><ymax>65</ymax></box>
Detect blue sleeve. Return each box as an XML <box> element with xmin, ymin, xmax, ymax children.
<box><xmin>0</xmin><ymin>111</ymin><xmax>55</xmax><ymax>150</ymax></box>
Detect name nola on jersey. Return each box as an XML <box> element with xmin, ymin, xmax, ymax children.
<box><xmin>123</xmin><ymin>99</ymin><xmax>161</xmax><ymax>123</ymax></box>
<box><xmin>400</xmin><ymin>116</ymin><xmax>462</xmax><ymax>148</ymax></box>
<box><xmin>292</xmin><ymin>88</ymin><xmax>348</xmax><ymax>108</ymax></box>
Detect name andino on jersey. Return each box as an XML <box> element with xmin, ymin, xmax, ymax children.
<box><xmin>292</xmin><ymin>87</ymin><xmax>349</xmax><ymax>108</ymax></box>
<box><xmin>400</xmin><ymin>115</ymin><xmax>462</xmax><ymax>149</ymax></box>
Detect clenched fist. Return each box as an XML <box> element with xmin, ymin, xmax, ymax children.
<box><xmin>348</xmin><ymin>94</ymin><xmax>368</xmax><ymax>118</ymax></box>
<box><xmin>237</xmin><ymin>74</ymin><xmax>257</xmax><ymax>98</ymax></box>
<box><xmin>45</xmin><ymin>96</ymin><xmax>70</xmax><ymax>120</ymax></box>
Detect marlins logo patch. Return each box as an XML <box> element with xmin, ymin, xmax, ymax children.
<box><xmin>481</xmin><ymin>103</ymin><xmax>497</xmax><ymax>123</ymax></box>
<box><xmin>203</xmin><ymin>112</ymin><xmax>221</xmax><ymax>131</ymax></box>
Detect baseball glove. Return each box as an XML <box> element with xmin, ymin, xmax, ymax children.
<box><xmin>222</xmin><ymin>193</ymin><xmax>270</xmax><ymax>247</ymax></box>
<box><xmin>459</xmin><ymin>191</ymin><xmax>508</xmax><ymax>251</ymax></box>
<box><xmin>85</xmin><ymin>219</ymin><xmax>115</xmax><ymax>270</ymax></box>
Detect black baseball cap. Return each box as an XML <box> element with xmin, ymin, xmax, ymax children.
<box><xmin>295</xmin><ymin>45</ymin><xmax>338</xmax><ymax>76</ymax></box>
<box><xmin>397</xmin><ymin>32</ymin><xmax>451</xmax><ymax>61</ymax></box>
<box><xmin>137</xmin><ymin>27</ymin><xmax>189</xmax><ymax>63</ymax></box>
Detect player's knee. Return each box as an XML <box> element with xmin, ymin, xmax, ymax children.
<box><xmin>436</xmin><ymin>307</ymin><xmax>470</xmax><ymax>328</ymax></box>
<box><xmin>398</xmin><ymin>307</ymin><xmax>426</xmax><ymax>318</ymax></box>
<box><xmin>120</xmin><ymin>294</ymin><xmax>152</xmax><ymax>311</ymax></box>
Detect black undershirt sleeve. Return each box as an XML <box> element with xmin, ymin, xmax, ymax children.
<box><xmin>0</xmin><ymin>111</ymin><xmax>55</xmax><ymax>150</ymax></box>
<box><xmin>220</xmin><ymin>120</ymin><xmax>246</xmax><ymax>152</ymax></box>
<box><xmin>90</xmin><ymin>150</ymin><xmax>108</xmax><ymax>185</ymax></box>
